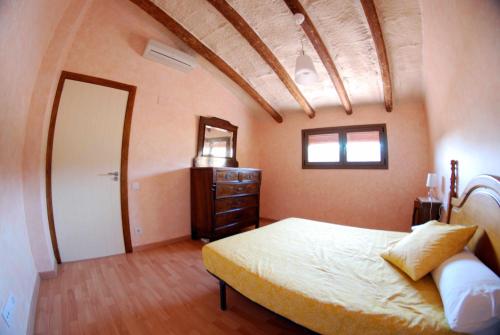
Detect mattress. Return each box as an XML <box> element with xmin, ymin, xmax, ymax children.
<box><xmin>202</xmin><ymin>218</ymin><xmax>455</xmax><ymax>335</ymax></box>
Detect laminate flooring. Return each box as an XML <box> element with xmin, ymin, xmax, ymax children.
<box><xmin>35</xmin><ymin>238</ymin><xmax>313</xmax><ymax>335</ymax></box>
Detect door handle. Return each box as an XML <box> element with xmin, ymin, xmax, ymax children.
<box><xmin>98</xmin><ymin>171</ymin><xmax>119</xmax><ymax>177</ymax></box>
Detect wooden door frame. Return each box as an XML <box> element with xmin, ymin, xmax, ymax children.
<box><xmin>46</xmin><ymin>71</ymin><xmax>136</xmax><ymax>263</ymax></box>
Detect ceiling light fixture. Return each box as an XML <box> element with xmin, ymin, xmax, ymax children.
<box><xmin>293</xmin><ymin>13</ymin><xmax>319</xmax><ymax>86</ymax></box>
<box><xmin>294</xmin><ymin>13</ymin><xmax>305</xmax><ymax>25</ymax></box>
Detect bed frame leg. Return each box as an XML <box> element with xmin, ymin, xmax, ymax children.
<box><xmin>219</xmin><ymin>280</ymin><xmax>227</xmax><ymax>311</ymax></box>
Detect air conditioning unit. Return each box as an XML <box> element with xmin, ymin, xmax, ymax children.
<box><xmin>143</xmin><ymin>39</ymin><xmax>197</xmax><ymax>72</ymax></box>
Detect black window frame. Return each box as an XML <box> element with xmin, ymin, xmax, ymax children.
<box><xmin>302</xmin><ymin>124</ymin><xmax>388</xmax><ymax>169</ymax></box>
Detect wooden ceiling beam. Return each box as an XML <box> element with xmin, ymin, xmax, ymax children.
<box><xmin>207</xmin><ymin>0</ymin><xmax>315</xmax><ymax>119</ymax></box>
<box><xmin>284</xmin><ymin>0</ymin><xmax>352</xmax><ymax>115</ymax></box>
<box><xmin>129</xmin><ymin>0</ymin><xmax>283</xmax><ymax>123</ymax></box>
<box><xmin>360</xmin><ymin>0</ymin><xmax>393</xmax><ymax>112</ymax></box>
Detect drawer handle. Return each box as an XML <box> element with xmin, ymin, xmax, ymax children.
<box><xmin>236</xmin><ymin>186</ymin><xmax>244</xmax><ymax>191</ymax></box>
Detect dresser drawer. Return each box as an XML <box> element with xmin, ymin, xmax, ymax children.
<box><xmin>215</xmin><ymin>170</ymin><xmax>238</xmax><ymax>182</ymax></box>
<box><xmin>215</xmin><ymin>207</ymin><xmax>258</xmax><ymax>228</ymax></box>
<box><xmin>215</xmin><ymin>195</ymin><xmax>258</xmax><ymax>213</ymax></box>
<box><xmin>216</xmin><ymin>182</ymin><xmax>259</xmax><ymax>198</ymax></box>
<box><xmin>238</xmin><ymin>171</ymin><xmax>260</xmax><ymax>182</ymax></box>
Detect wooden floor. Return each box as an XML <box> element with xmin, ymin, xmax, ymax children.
<box><xmin>35</xmin><ymin>239</ymin><xmax>313</xmax><ymax>335</ymax></box>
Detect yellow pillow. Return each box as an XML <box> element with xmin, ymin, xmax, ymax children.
<box><xmin>381</xmin><ymin>221</ymin><xmax>477</xmax><ymax>281</ymax></box>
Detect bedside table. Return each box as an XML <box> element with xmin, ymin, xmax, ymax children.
<box><xmin>412</xmin><ymin>196</ymin><xmax>442</xmax><ymax>226</ymax></box>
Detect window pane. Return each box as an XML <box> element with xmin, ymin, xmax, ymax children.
<box><xmin>308</xmin><ymin>133</ymin><xmax>340</xmax><ymax>162</ymax></box>
<box><xmin>346</xmin><ymin>131</ymin><xmax>381</xmax><ymax>162</ymax></box>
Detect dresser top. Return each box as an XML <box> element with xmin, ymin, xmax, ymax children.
<box><xmin>191</xmin><ymin>167</ymin><xmax>261</xmax><ymax>171</ymax></box>
<box><xmin>417</xmin><ymin>196</ymin><xmax>441</xmax><ymax>203</ymax></box>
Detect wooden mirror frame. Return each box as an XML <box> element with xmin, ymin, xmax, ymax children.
<box><xmin>193</xmin><ymin>116</ymin><xmax>239</xmax><ymax>167</ymax></box>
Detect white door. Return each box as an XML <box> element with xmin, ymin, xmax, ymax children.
<box><xmin>52</xmin><ymin>79</ymin><xmax>128</xmax><ymax>262</ymax></box>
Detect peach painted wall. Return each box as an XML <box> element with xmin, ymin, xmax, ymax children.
<box><xmin>23</xmin><ymin>0</ymin><xmax>91</xmax><ymax>274</ymax></box>
<box><xmin>59</xmin><ymin>0</ymin><xmax>262</xmax><ymax>247</ymax></box>
<box><xmin>421</xmin><ymin>0</ymin><xmax>500</xmax><ymax>205</ymax></box>
<box><xmin>0</xmin><ymin>0</ymin><xmax>73</xmax><ymax>333</ymax></box>
<box><xmin>259</xmin><ymin>102</ymin><xmax>430</xmax><ymax>232</ymax></box>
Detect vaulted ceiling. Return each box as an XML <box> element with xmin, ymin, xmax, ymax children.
<box><xmin>131</xmin><ymin>0</ymin><xmax>423</xmax><ymax>122</ymax></box>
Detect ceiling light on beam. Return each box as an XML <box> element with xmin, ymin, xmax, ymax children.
<box><xmin>294</xmin><ymin>13</ymin><xmax>305</xmax><ymax>25</ymax></box>
<box><xmin>295</xmin><ymin>51</ymin><xmax>319</xmax><ymax>86</ymax></box>
<box><xmin>294</xmin><ymin>14</ymin><xmax>318</xmax><ymax>86</ymax></box>
<box><xmin>285</xmin><ymin>0</ymin><xmax>352</xmax><ymax>114</ymax></box>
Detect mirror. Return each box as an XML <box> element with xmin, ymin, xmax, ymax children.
<box><xmin>202</xmin><ymin>126</ymin><xmax>233</xmax><ymax>158</ymax></box>
<box><xmin>194</xmin><ymin>117</ymin><xmax>238</xmax><ymax>167</ymax></box>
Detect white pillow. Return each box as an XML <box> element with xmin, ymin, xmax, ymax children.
<box><xmin>432</xmin><ymin>250</ymin><xmax>500</xmax><ymax>334</ymax></box>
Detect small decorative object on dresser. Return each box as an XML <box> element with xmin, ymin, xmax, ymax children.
<box><xmin>191</xmin><ymin>116</ymin><xmax>261</xmax><ymax>240</ymax></box>
<box><xmin>412</xmin><ymin>196</ymin><xmax>442</xmax><ymax>226</ymax></box>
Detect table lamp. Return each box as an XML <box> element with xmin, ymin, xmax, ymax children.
<box><xmin>426</xmin><ymin>173</ymin><xmax>438</xmax><ymax>200</ymax></box>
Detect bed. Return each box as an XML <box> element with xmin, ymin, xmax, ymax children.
<box><xmin>202</xmin><ymin>162</ymin><xmax>500</xmax><ymax>334</ymax></box>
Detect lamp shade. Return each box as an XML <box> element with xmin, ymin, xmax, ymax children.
<box><xmin>426</xmin><ymin>173</ymin><xmax>438</xmax><ymax>188</ymax></box>
<box><xmin>295</xmin><ymin>53</ymin><xmax>319</xmax><ymax>85</ymax></box>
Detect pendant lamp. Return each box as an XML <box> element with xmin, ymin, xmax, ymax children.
<box><xmin>293</xmin><ymin>13</ymin><xmax>319</xmax><ymax>85</ymax></box>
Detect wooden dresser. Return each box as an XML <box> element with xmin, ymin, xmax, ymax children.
<box><xmin>190</xmin><ymin>167</ymin><xmax>261</xmax><ymax>240</ymax></box>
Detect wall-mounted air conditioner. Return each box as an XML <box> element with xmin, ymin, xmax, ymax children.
<box><xmin>143</xmin><ymin>39</ymin><xmax>197</xmax><ymax>72</ymax></box>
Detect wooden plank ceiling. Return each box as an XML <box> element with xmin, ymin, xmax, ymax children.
<box><xmin>130</xmin><ymin>0</ymin><xmax>423</xmax><ymax>122</ymax></box>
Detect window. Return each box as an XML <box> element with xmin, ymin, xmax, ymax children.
<box><xmin>302</xmin><ymin>124</ymin><xmax>388</xmax><ymax>169</ymax></box>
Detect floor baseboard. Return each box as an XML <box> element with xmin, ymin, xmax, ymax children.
<box><xmin>260</xmin><ymin>217</ymin><xmax>278</xmax><ymax>225</ymax></box>
<box><xmin>39</xmin><ymin>268</ymin><xmax>58</xmax><ymax>280</ymax></box>
<box><xmin>26</xmin><ymin>274</ymin><xmax>40</xmax><ymax>335</ymax></box>
<box><xmin>133</xmin><ymin>219</ymin><xmax>277</xmax><ymax>252</ymax></box>
<box><xmin>133</xmin><ymin>235</ymin><xmax>191</xmax><ymax>252</ymax></box>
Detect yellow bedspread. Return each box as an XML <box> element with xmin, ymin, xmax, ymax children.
<box><xmin>202</xmin><ymin>218</ymin><xmax>456</xmax><ymax>335</ymax></box>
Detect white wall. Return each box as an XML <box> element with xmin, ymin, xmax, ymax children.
<box><xmin>422</xmin><ymin>0</ymin><xmax>500</xmax><ymax>203</ymax></box>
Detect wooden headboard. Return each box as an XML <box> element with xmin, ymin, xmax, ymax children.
<box><xmin>447</xmin><ymin>161</ymin><xmax>500</xmax><ymax>275</ymax></box>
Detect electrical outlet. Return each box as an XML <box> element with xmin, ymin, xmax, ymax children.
<box><xmin>2</xmin><ymin>293</ymin><xmax>16</xmax><ymax>328</ymax></box>
<box><xmin>134</xmin><ymin>226</ymin><xmax>143</xmax><ymax>235</ymax></box>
